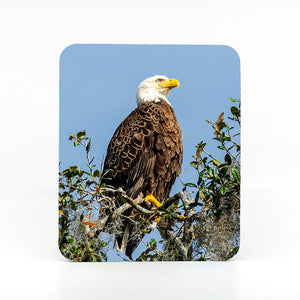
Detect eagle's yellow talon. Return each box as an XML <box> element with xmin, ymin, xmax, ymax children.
<box><xmin>144</xmin><ymin>192</ymin><xmax>162</xmax><ymax>208</ymax></box>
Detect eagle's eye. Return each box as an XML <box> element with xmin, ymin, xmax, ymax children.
<box><xmin>155</xmin><ymin>79</ymin><xmax>163</xmax><ymax>83</ymax></box>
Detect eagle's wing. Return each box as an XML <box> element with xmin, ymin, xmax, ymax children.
<box><xmin>102</xmin><ymin>100</ymin><xmax>183</xmax><ymax>257</ymax></box>
<box><xmin>103</xmin><ymin>101</ymin><xmax>160</xmax><ymax>198</ymax></box>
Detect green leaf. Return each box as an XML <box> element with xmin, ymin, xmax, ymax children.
<box><xmin>63</xmin><ymin>166</ymin><xmax>80</xmax><ymax>179</ymax></box>
<box><xmin>219</xmin><ymin>165</ymin><xmax>229</xmax><ymax>177</ymax></box>
<box><xmin>188</xmin><ymin>202</ymin><xmax>201</xmax><ymax>210</ymax></box>
<box><xmin>196</xmin><ymin>142</ymin><xmax>206</xmax><ymax>158</ymax></box>
<box><xmin>207</xmin><ymin>168</ymin><xmax>217</xmax><ymax>179</ymax></box>
<box><xmin>228</xmin><ymin>97</ymin><xmax>239</xmax><ymax>103</ymax></box>
<box><xmin>93</xmin><ymin>170</ymin><xmax>100</xmax><ymax>177</ymax></box>
<box><xmin>220</xmin><ymin>186</ymin><xmax>226</xmax><ymax>195</ymax></box>
<box><xmin>70</xmin><ymin>246</ymin><xmax>77</xmax><ymax>252</ymax></box>
<box><xmin>231</xmin><ymin>106</ymin><xmax>240</xmax><ymax>118</ymax></box>
<box><xmin>225</xmin><ymin>153</ymin><xmax>232</xmax><ymax>165</ymax></box>
<box><xmin>190</xmin><ymin>160</ymin><xmax>199</xmax><ymax>167</ymax></box>
<box><xmin>197</xmin><ymin>175</ymin><xmax>203</xmax><ymax>186</ymax></box>
<box><xmin>217</xmin><ymin>146</ymin><xmax>226</xmax><ymax>151</ymax></box>
<box><xmin>76</xmin><ymin>130</ymin><xmax>86</xmax><ymax>140</ymax></box>
<box><xmin>231</xmin><ymin>167</ymin><xmax>240</xmax><ymax>184</ymax></box>
<box><xmin>73</xmin><ymin>141</ymin><xmax>80</xmax><ymax>147</ymax></box>
<box><xmin>212</xmin><ymin>159</ymin><xmax>220</xmax><ymax>167</ymax></box>
<box><xmin>225</xmin><ymin>123</ymin><xmax>231</xmax><ymax>135</ymax></box>
<box><xmin>195</xmin><ymin>191</ymin><xmax>200</xmax><ymax>202</ymax></box>
<box><xmin>101</xmin><ymin>240</ymin><xmax>108</xmax><ymax>247</ymax></box>
<box><xmin>222</xmin><ymin>136</ymin><xmax>231</xmax><ymax>141</ymax></box>
<box><xmin>92</xmin><ymin>255</ymin><xmax>98</xmax><ymax>262</ymax></box>
<box><xmin>161</xmin><ymin>212</ymin><xmax>172</xmax><ymax>220</ymax></box>
<box><xmin>100</xmin><ymin>183</ymin><xmax>115</xmax><ymax>188</ymax></box>
<box><xmin>70</xmin><ymin>199</ymin><xmax>76</xmax><ymax>210</ymax></box>
<box><xmin>215</xmin><ymin>121</ymin><xmax>226</xmax><ymax>132</ymax></box>
<box><xmin>100</xmin><ymin>251</ymin><xmax>107</xmax><ymax>261</ymax></box>
<box><xmin>184</xmin><ymin>183</ymin><xmax>197</xmax><ymax>188</ymax></box>
<box><xmin>150</xmin><ymin>239</ymin><xmax>157</xmax><ymax>249</ymax></box>
<box><xmin>139</xmin><ymin>254</ymin><xmax>147</xmax><ymax>262</ymax></box>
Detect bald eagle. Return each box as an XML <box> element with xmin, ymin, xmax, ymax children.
<box><xmin>103</xmin><ymin>75</ymin><xmax>183</xmax><ymax>257</ymax></box>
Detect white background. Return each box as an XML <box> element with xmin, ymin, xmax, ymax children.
<box><xmin>1</xmin><ymin>0</ymin><xmax>300</xmax><ymax>299</ymax></box>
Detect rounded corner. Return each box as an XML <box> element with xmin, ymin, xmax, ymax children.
<box><xmin>228</xmin><ymin>244</ymin><xmax>241</xmax><ymax>261</ymax></box>
<box><xmin>59</xmin><ymin>44</ymin><xmax>78</xmax><ymax>65</ymax></box>
<box><xmin>58</xmin><ymin>242</ymin><xmax>75</xmax><ymax>262</ymax></box>
<box><xmin>223</xmin><ymin>45</ymin><xmax>241</xmax><ymax>64</ymax></box>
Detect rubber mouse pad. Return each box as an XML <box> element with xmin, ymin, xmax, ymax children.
<box><xmin>59</xmin><ymin>44</ymin><xmax>240</xmax><ymax>262</ymax></box>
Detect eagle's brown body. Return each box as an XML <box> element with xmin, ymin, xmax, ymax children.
<box><xmin>103</xmin><ymin>94</ymin><xmax>182</xmax><ymax>257</ymax></box>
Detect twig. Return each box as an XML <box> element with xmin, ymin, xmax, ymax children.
<box><xmin>117</xmin><ymin>253</ymin><xmax>131</xmax><ymax>262</ymax></box>
<box><xmin>100</xmin><ymin>188</ymin><xmax>153</xmax><ymax>215</ymax></box>
<box><xmin>202</xmin><ymin>149</ymin><xmax>218</xmax><ymax>162</ymax></box>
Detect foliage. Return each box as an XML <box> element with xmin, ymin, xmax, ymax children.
<box><xmin>59</xmin><ymin>131</ymin><xmax>109</xmax><ymax>262</ymax></box>
<box><xmin>188</xmin><ymin>97</ymin><xmax>241</xmax><ymax>260</ymax></box>
<box><xmin>59</xmin><ymin>98</ymin><xmax>240</xmax><ymax>261</ymax></box>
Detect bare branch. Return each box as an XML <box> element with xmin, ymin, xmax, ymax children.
<box><xmin>100</xmin><ymin>188</ymin><xmax>153</xmax><ymax>215</ymax></box>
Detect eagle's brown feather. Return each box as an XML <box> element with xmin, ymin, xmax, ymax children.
<box><xmin>103</xmin><ymin>99</ymin><xmax>182</xmax><ymax>257</ymax></box>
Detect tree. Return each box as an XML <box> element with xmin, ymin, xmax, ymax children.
<box><xmin>58</xmin><ymin>97</ymin><xmax>240</xmax><ymax>261</ymax></box>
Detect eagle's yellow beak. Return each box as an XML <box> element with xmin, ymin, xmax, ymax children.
<box><xmin>160</xmin><ymin>78</ymin><xmax>180</xmax><ymax>89</ymax></box>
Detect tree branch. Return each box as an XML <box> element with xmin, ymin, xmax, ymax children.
<box><xmin>165</xmin><ymin>229</ymin><xmax>188</xmax><ymax>260</ymax></box>
<box><xmin>158</xmin><ymin>192</ymin><xmax>185</xmax><ymax>211</ymax></box>
<box><xmin>100</xmin><ymin>188</ymin><xmax>153</xmax><ymax>215</ymax></box>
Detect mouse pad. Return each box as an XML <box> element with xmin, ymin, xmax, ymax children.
<box><xmin>59</xmin><ymin>44</ymin><xmax>240</xmax><ymax>262</ymax></box>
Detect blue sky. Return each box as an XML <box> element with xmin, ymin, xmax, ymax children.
<box><xmin>59</xmin><ymin>44</ymin><xmax>240</xmax><ymax>261</ymax></box>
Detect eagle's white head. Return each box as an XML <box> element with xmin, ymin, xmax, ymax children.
<box><xmin>136</xmin><ymin>75</ymin><xmax>179</xmax><ymax>106</ymax></box>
